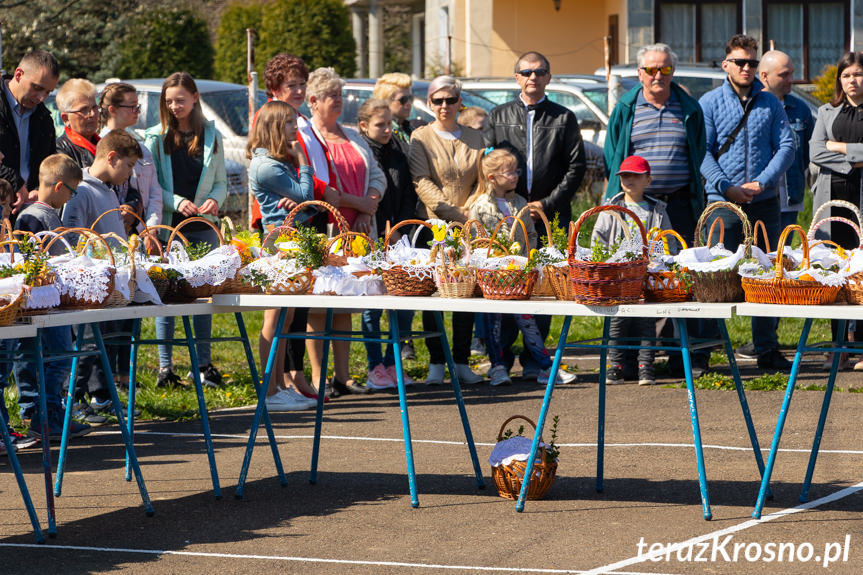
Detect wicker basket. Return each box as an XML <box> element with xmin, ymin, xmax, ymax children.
<box><xmin>568</xmin><ymin>205</ymin><xmax>648</xmax><ymax>306</ymax></box>
<box><xmin>490</xmin><ymin>415</ymin><xmax>557</xmax><ymax>501</ymax></box>
<box><xmin>217</xmin><ymin>216</ymin><xmax>263</xmax><ymax>294</ymax></box>
<box><xmin>690</xmin><ymin>201</ymin><xmax>752</xmax><ymax>303</ymax></box>
<box><xmin>265</xmin><ymin>268</ymin><xmax>315</xmax><ymax>295</ymax></box>
<box><xmin>44</xmin><ymin>228</ymin><xmax>117</xmax><ymax>309</ymax></box>
<box><xmin>282</xmin><ymin>200</ymin><xmax>351</xmax><ymax>267</ymax></box>
<box><xmin>433</xmin><ymin>221</ymin><xmax>477</xmax><ymax>298</ymax></box>
<box><xmin>522</xmin><ymin>208</ymin><xmax>558</xmax><ymax>297</ymax></box>
<box><xmin>0</xmin><ymin>288</ymin><xmax>25</xmax><ymax>326</ymax></box>
<box><xmin>643</xmin><ymin>228</ymin><xmax>692</xmax><ymax>302</ymax></box>
<box><xmin>168</xmin><ymin>217</ymin><xmax>226</xmax><ymax>300</ymax></box>
<box><xmin>742</xmin><ymin>225</ymin><xmax>842</xmax><ymax>305</ymax></box>
<box><xmin>545</xmin><ymin>264</ymin><xmax>573</xmax><ymax>300</ymax></box>
<box><xmin>476</xmin><ymin>216</ymin><xmax>539</xmax><ymax>300</ymax></box>
<box><xmin>382</xmin><ymin>219</ymin><xmax>437</xmax><ymax>296</ymax></box>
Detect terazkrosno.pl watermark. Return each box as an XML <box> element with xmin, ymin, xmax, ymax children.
<box><xmin>636</xmin><ymin>535</ymin><xmax>851</xmax><ymax>568</ymax></box>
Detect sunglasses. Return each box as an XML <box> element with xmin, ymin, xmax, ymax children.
<box><xmin>641</xmin><ymin>66</ymin><xmax>673</xmax><ymax>76</ymax></box>
<box><xmin>726</xmin><ymin>58</ymin><xmax>760</xmax><ymax>69</ymax></box>
<box><xmin>395</xmin><ymin>95</ymin><xmax>412</xmax><ymax>105</ymax></box>
<box><xmin>430</xmin><ymin>96</ymin><xmax>459</xmax><ymax>106</ymax></box>
<box><xmin>517</xmin><ymin>68</ymin><xmax>549</xmax><ymax>78</ymax></box>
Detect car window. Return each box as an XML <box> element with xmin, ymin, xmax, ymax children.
<box><xmin>581</xmin><ymin>88</ymin><xmax>609</xmax><ymax>113</ymax></box>
<box><xmin>466</xmin><ymin>88</ymin><xmax>518</xmax><ymax>106</ymax></box>
<box><xmin>673</xmin><ymin>77</ymin><xmax>724</xmax><ymax>101</ymax></box>
<box><xmin>544</xmin><ymin>90</ymin><xmax>602</xmax><ymax>126</ymax></box>
<box><xmin>139</xmin><ymin>92</ymin><xmax>161</xmax><ymax>132</ymax></box>
<box><xmin>44</xmin><ymin>95</ymin><xmax>65</xmax><ymax>137</ymax></box>
<box><xmin>201</xmin><ymin>90</ymin><xmax>268</xmax><ymax>137</ymax></box>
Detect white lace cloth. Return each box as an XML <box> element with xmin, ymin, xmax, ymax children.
<box><xmin>739</xmin><ymin>244</ymin><xmax>849</xmax><ymax>287</ymax></box>
<box><xmin>574</xmin><ymin>236</ymin><xmax>644</xmax><ymax>264</ymax></box>
<box><xmin>489</xmin><ymin>436</ymin><xmax>549</xmax><ymax>466</ymax></box>
<box><xmin>479</xmin><ymin>255</ymin><xmax>528</xmax><ymax>270</ymax></box>
<box><xmin>23</xmin><ymin>284</ymin><xmax>60</xmax><ymax>310</ymax></box>
<box><xmin>676</xmin><ymin>243</ymin><xmax>749</xmax><ymax>272</ymax></box>
<box><xmin>312</xmin><ymin>265</ymin><xmax>385</xmax><ymax>295</ymax></box>
<box><xmin>164</xmin><ymin>244</ymin><xmax>241</xmax><ymax>288</ymax></box>
<box><xmin>367</xmin><ymin>235</ymin><xmax>435</xmax><ymax>280</ymax></box>
<box><xmin>241</xmin><ymin>255</ymin><xmax>303</xmax><ymax>286</ymax></box>
<box><xmin>52</xmin><ymin>255</ymin><xmax>114</xmax><ymax>303</ymax></box>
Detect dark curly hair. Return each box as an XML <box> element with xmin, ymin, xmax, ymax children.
<box><xmin>264</xmin><ymin>53</ymin><xmax>310</xmax><ymax>96</ymax></box>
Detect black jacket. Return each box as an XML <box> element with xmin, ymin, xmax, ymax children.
<box><xmin>483</xmin><ymin>97</ymin><xmax>586</xmax><ymax>224</ymax></box>
<box><xmin>363</xmin><ymin>133</ymin><xmax>417</xmax><ymax>233</ymax></box>
<box><xmin>56</xmin><ymin>131</ymin><xmax>96</xmax><ymax>169</ymax></box>
<box><xmin>0</xmin><ymin>77</ymin><xmax>57</xmax><ymax>191</ymax></box>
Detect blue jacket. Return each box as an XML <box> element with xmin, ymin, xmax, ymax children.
<box><xmin>699</xmin><ymin>78</ymin><xmax>795</xmax><ymax>204</ymax></box>
<box><xmin>604</xmin><ymin>82</ymin><xmax>706</xmax><ymax>216</ymax></box>
<box><xmin>248</xmin><ymin>148</ymin><xmax>314</xmax><ymax>228</ymax></box>
<box><xmin>782</xmin><ymin>93</ymin><xmax>814</xmax><ymax>209</ymax></box>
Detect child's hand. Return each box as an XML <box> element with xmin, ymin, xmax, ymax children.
<box><xmin>276</xmin><ymin>197</ymin><xmax>298</xmax><ymax>211</ymax></box>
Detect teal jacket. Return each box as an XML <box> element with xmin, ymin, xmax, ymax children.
<box><xmin>603</xmin><ymin>82</ymin><xmax>706</xmax><ymax>216</ymax></box>
<box><xmin>144</xmin><ymin>120</ymin><xmax>227</xmax><ymax>226</ymax></box>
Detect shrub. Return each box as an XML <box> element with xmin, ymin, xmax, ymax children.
<box><xmin>812</xmin><ymin>65</ymin><xmax>836</xmax><ymax>104</ymax></box>
<box><xmin>214</xmin><ymin>2</ymin><xmax>264</xmax><ymax>85</ymax></box>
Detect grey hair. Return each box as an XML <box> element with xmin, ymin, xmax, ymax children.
<box><xmin>427</xmin><ymin>75</ymin><xmax>462</xmax><ymax>100</ymax></box>
<box><xmin>637</xmin><ymin>43</ymin><xmax>679</xmax><ymax>70</ymax></box>
<box><xmin>56</xmin><ymin>78</ymin><xmax>97</xmax><ymax>112</ymax></box>
<box><xmin>306</xmin><ymin>67</ymin><xmax>345</xmax><ymax>102</ymax></box>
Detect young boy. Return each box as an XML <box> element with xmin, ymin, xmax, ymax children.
<box><xmin>592</xmin><ymin>155</ymin><xmax>672</xmax><ymax>386</ymax></box>
<box><xmin>12</xmin><ymin>154</ymin><xmax>92</xmax><ymax>440</ymax></box>
<box><xmin>61</xmin><ymin>130</ymin><xmax>141</xmax><ymax>417</ymax></box>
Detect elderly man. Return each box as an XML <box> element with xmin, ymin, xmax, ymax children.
<box><xmin>701</xmin><ymin>34</ymin><xmax>795</xmax><ymax>371</ymax></box>
<box><xmin>484</xmin><ymin>50</ymin><xmax>586</xmax><ymax>380</ymax></box>
<box><xmin>604</xmin><ymin>43</ymin><xmax>706</xmax><ymax>244</ymax></box>
<box><xmin>55</xmin><ymin>79</ymin><xmax>102</xmax><ymax>168</ymax></box>
<box><xmin>0</xmin><ymin>50</ymin><xmax>60</xmax><ymax>211</ymax></box>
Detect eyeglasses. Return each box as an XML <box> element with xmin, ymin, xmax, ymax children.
<box><xmin>53</xmin><ymin>182</ymin><xmax>77</xmax><ymax>197</ymax></box>
<box><xmin>67</xmin><ymin>105</ymin><xmax>100</xmax><ymax>117</ymax></box>
<box><xmin>640</xmin><ymin>66</ymin><xmax>673</xmax><ymax>76</ymax></box>
<box><xmin>726</xmin><ymin>58</ymin><xmax>760</xmax><ymax>69</ymax></box>
<box><xmin>395</xmin><ymin>95</ymin><xmax>412</xmax><ymax>105</ymax></box>
<box><xmin>430</xmin><ymin>96</ymin><xmax>459</xmax><ymax>106</ymax></box>
<box><xmin>116</xmin><ymin>104</ymin><xmax>142</xmax><ymax>113</ymax></box>
<box><xmin>517</xmin><ymin>68</ymin><xmax>549</xmax><ymax>78</ymax></box>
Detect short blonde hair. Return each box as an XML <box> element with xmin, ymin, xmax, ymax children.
<box><xmin>56</xmin><ymin>78</ymin><xmax>96</xmax><ymax>112</ymax></box>
<box><xmin>457</xmin><ymin>106</ymin><xmax>488</xmax><ymax>129</ymax></box>
<box><xmin>38</xmin><ymin>154</ymin><xmax>83</xmax><ymax>188</ymax></box>
<box><xmin>306</xmin><ymin>67</ymin><xmax>345</xmax><ymax>102</ymax></box>
<box><xmin>373</xmin><ymin>73</ymin><xmax>412</xmax><ymax>101</ymax></box>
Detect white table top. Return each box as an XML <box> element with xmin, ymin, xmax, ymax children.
<box><xmin>736</xmin><ymin>302</ymin><xmax>863</xmax><ymax>320</ymax></box>
<box><xmin>0</xmin><ymin>323</ymin><xmax>38</xmax><ymax>339</ymax></box>
<box><xmin>23</xmin><ymin>302</ymin><xmax>267</xmax><ymax>329</ymax></box>
<box><xmin>213</xmin><ymin>294</ymin><xmax>736</xmax><ymax>319</ymax></box>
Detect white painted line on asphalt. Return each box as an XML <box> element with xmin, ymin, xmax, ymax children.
<box><xmin>94</xmin><ymin>430</ymin><xmax>863</xmax><ymax>456</ymax></box>
<box><xmin>580</xmin><ymin>481</ymin><xmax>863</xmax><ymax>575</ymax></box>
<box><xmin>0</xmin><ymin>543</ymin><xmax>682</xmax><ymax>574</ymax></box>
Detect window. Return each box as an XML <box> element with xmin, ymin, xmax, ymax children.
<box><xmin>655</xmin><ymin>1</ymin><xmax>740</xmax><ymax>64</ymax></box>
<box><xmin>764</xmin><ymin>1</ymin><xmax>848</xmax><ymax>81</ymax></box>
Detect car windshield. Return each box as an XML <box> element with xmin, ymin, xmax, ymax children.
<box><xmin>467</xmin><ymin>87</ymin><xmax>603</xmax><ymax>126</ymax></box>
<box><xmin>201</xmin><ymin>89</ymin><xmax>269</xmax><ymax>137</ymax></box>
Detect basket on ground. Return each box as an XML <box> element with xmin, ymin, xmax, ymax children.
<box><xmin>490</xmin><ymin>415</ymin><xmax>557</xmax><ymax>501</ymax></box>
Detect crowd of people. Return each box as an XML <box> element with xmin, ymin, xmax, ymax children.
<box><xmin>0</xmin><ymin>33</ymin><xmax>856</xmax><ymax>444</ymax></box>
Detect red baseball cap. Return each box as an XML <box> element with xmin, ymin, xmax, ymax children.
<box><xmin>617</xmin><ymin>155</ymin><xmax>651</xmax><ymax>175</ymax></box>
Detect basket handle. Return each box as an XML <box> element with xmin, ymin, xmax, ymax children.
<box><xmin>808</xmin><ymin>239</ymin><xmax>843</xmax><ymax>252</ymax></box>
<box><xmin>496</xmin><ymin>415</ymin><xmax>547</xmax><ymax>461</ymax></box>
<box><xmin>648</xmin><ymin>228</ymin><xmax>688</xmax><ymax>254</ymax></box>
<box><xmin>434</xmin><ymin>221</ymin><xmax>472</xmax><ymax>268</ymax></box>
<box><xmin>90</xmin><ymin>207</ymin><xmax>147</xmax><ymax>234</ymax></box>
<box><xmin>568</xmin><ymin>204</ymin><xmax>648</xmax><ymax>258</ymax></box>
<box><xmin>261</xmin><ymin>224</ymin><xmax>296</xmax><ymax>257</ymax></box>
<box><xmin>694</xmin><ymin>201</ymin><xmax>752</xmax><ymax>257</ymax></box>
<box><xmin>43</xmin><ymin>227</ymin><xmax>116</xmax><ymax>267</ymax></box>
<box><xmin>221</xmin><ymin>216</ymin><xmax>237</xmax><ymax>241</ymax></box>
<box><xmin>167</xmin><ymin>216</ymin><xmax>225</xmax><ymax>250</ymax></box>
<box><xmin>806</xmin><ymin>216</ymin><xmax>862</xmax><ymax>246</ymax></box>
<box><xmin>490</xmin><ymin>214</ymin><xmax>530</xmax><ymax>256</ymax></box>
<box><xmin>810</xmin><ymin>200</ymin><xmax>863</xmax><ymax>237</ymax></box>
<box><xmin>462</xmin><ymin>218</ymin><xmax>488</xmax><ymax>239</ymax></box>
<box><xmin>384</xmin><ymin>219</ymin><xmax>434</xmax><ymax>252</ymax></box>
<box><xmin>282</xmin><ymin>200</ymin><xmax>349</xmax><ymax>236</ymax></box>
<box><xmin>0</xmin><ymin>218</ymin><xmax>13</xmax><ymax>241</ymax></box>
<box><xmin>774</xmin><ymin>225</ymin><xmax>808</xmax><ymax>280</ymax></box>
<box><xmin>515</xmin><ymin>204</ymin><xmax>552</xmax><ymax>240</ymax></box>
<box><xmin>752</xmin><ymin>220</ymin><xmax>771</xmax><ymax>253</ymax></box>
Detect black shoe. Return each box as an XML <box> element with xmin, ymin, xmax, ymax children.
<box><xmin>157</xmin><ymin>367</ymin><xmax>182</xmax><ymax>388</ymax></box>
<box><xmin>198</xmin><ymin>364</ymin><xmax>223</xmax><ymax>387</ymax></box>
<box><xmin>735</xmin><ymin>342</ymin><xmax>758</xmax><ymax>359</ymax></box>
<box><xmin>638</xmin><ymin>363</ymin><xmax>656</xmax><ymax>386</ymax></box>
<box><xmin>401</xmin><ymin>341</ymin><xmax>416</xmax><ymax>361</ymax></box>
<box><xmin>670</xmin><ymin>355</ymin><xmax>708</xmax><ymax>379</ymax></box>
<box><xmin>71</xmin><ymin>402</ymin><xmax>109</xmax><ymax>425</ymax></box>
<box><xmin>606</xmin><ymin>364</ymin><xmax>625</xmax><ymax>385</ymax></box>
<box><xmin>329</xmin><ymin>378</ymin><xmax>370</xmax><ymax>398</ymax></box>
<box><xmin>757</xmin><ymin>349</ymin><xmax>792</xmax><ymax>371</ymax></box>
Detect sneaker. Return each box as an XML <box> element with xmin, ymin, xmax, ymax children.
<box><xmin>638</xmin><ymin>363</ymin><xmax>656</xmax><ymax>386</ymax></box>
<box><xmin>266</xmin><ymin>389</ymin><xmax>312</xmax><ymax>411</ymax></box>
<box><xmin>9</xmin><ymin>429</ymin><xmax>39</xmax><ymax>450</ymax></box>
<box><xmin>367</xmin><ymin>364</ymin><xmax>397</xmax><ymax>390</ymax></box>
<box><xmin>537</xmin><ymin>367</ymin><xmax>577</xmax><ymax>385</ymax></box>
<box><xmin>487</xmin><ymin>365</ymin><xmax>512</xmax><ymax>386</ymax></box>
<box><xmin>425</xmin><ymin>363</ymin><xmax>445</xmax><ymax>385</ymax></box>
<box><xmin>157</xmin><ymin>367</ymin><xmax>182</xmax><ymax>388</ymax></box>
<box><xmin>72</xmin><ymin>402</ymin><xmax>108</xmax><ymax>425</ymax></box>
<box><xmin>284</xmin><ymin>387</ymin><xmax>317</xmax><ymax>408</ymax></box>
<box><xmin>385</xmin><ymin>365</ymin><xmax>414</xmax><ymax>386</ymax></box>
<box><xmin>520</xmin><ymin>366</ymin><xmax>541</xmax><ymax>381</ymax></box>
<box><xmin>854</xmin><ymin>358</ymin><xmax>863</xmax><ymax>372</ymax></box>
<box><xmin>90</xmin><ymin>396</ymin><xmax>113</xmax><ymax>415</ymax></box>
<box><xmin>29</xmin><ymin>414</ymin><xmax>92</xmax><ymax>439</ymax></box>
<box><xmin>606</xmin><ymin>364</ymin><xmax>625</xmax><ymax>385</ymax></box>
<box><xmin>400</xmin><ymin>341</ymin><xmax>416</xmax><ymax>361</ymax></box>
<box><xmin>187</xmin><ymin>364</ymin><xmax>223</xmax><ymax>388</ymax></box>
<box><xmin>455</xmin><ymin>363</ymin><xmax>484</xmax><ymax>385</ymax></box>
<box><xmin>470</xmin><ymin>337</ymin><xmax>486</xmax><ymax>356</ymax></box>
<box><xmin>735</xmin><ymin>342</ymin><xmax>758</xmax><ymax>359</ymax></box>
<box><xmin>757</xmin><ymin>349</ymin><xmax>792</xmax><ymax>371</ymax></box>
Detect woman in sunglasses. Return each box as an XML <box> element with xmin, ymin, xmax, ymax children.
<box><xmin>373</xmin><ymin>72</ymin><xmax>414</xmax><ymax>146</ymax></box>
<box><xmin>408</xmin><ymin>75</ymin><xmax>484</xmax><ymax>386</ymax></box>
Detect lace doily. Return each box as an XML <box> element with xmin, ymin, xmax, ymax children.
<box><xmin>241</xmin><ymin>255</ymin><xmax>303</xmax><ymax>287</ymax></box>
<box><xmin>676</xmin><ymin>244</ymin><xmax>747</xmax><ymax>272</ymax></box>
<box><xmin>312</xmin><ymin>265</ymin><xmax>385</xmax><ymax>295</ymax></box>
<box><xmin>480</xmin><ymin>255</ymin><xmax>528</xmax><ymax>270</ymax></box>
<box><xmin>489</xmin><ymin>436</ymin><xmax>549</xmax><ymax>467</ymax></box>
<box><xmin>574</xmin><ymin>236</ymin><xmax>644</xmax><ymax>263</ymax></box>
<box><xmin>22</xmin><ymin>284</ymin><xmax>60</xmax><ymax>310</ymax></box>
<box><xmin>52</xmin><ymin>255</ymin><xmax>114</xmax><ymax>303</ymax></box>
<box><xmin>166</xmin><ymin>245</ymin><xmax>241</xmax><ymax>288</ymax></box>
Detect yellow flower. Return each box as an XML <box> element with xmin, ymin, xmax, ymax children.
<box><xmin>351</xmin><ymin>236</ymin><xmax>369</xmax><ymax>256</ymax></box>
<box><xmin>332</xmin><ymin>238</ymin><xmax>343</xmax><ymax>252</ymax></box>
<box><xmin>452</xmin><ymin>228</ymin><xmax>461</xmax><ymax>240</ymax></box>
<box><xmin>509</xmin><ymin>242</ymin><xmax>522</xmax><ymax>255</ymax></box>
<box><xmin>529</xmin><ymin>248</ymin><xmax>538</xmax><ymax>260</ymax></box>
<box><xmin>432</xmin><ymin>224</ymin><xmax>447</xmax><ymax>242</ymax></box>
<box><xmin>505</xmin><ymin>262</ymin><xmax>520</xmax><ymax>270</ymax></box>
<box><xmin>836</xmin><ymin>246</ymin><xmax>847</xmax><ymax>259</ymax></box>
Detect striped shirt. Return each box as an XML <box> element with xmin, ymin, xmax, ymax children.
<box><xmin>630</xmin><ymin>91</ymin><xmax>689</xmax><ymax>195</ymax></box>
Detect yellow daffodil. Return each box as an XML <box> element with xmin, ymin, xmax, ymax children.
<box><xmin>351</xmin><ymin>235</ymin><xmax>369</xmax><ymax>256</ymax></box>
<box><xmin>836</xmin><ymin>246</ymin><xmax>846</xmax><ymax>259</ymax></box>
<box><xmin>332</xmin><ymin>238</ymin><xmax>343</xmax><ymax>253</ymax></box>
<box><xmin>509</xmin><ymin>242</ymin><xmax>522</xmax><ymax>255</ymax></box>
<box><xmin>432</xmin><ymin>224</ymin><xmax>447</xmax><ymax>242</ymax></box>
<box><xmin>505</xmin><ymin>262</ymin><xmax>520</xmax><ymax>270</ymax></box>
<box><xmin>452</xmin><ymin>228</ymin><xmax>461</xmax><ymax>240</ymax></box>
<box><xmin>529</xmin><ymin>248</ymin><xmax>538</xmax><ymax>260</ymax></box>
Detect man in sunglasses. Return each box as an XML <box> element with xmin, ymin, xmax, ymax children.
<box><xmin>0</xmin><ymin>50</ymin><xmax>60</xmax><ymax>214</ymax></box>
<box><xmin>484</xmin><ymin>50</ymin><xmax>586</xmax><ymax>380</ymax></box>
<box><xmin>700</xmin><ymin>34</ymin><xmax>795</xmax><ymax>372</ymax></box>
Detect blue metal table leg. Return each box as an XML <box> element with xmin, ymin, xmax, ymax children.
<box><xmin>234</xmin><ymin>312</ymin><xmax>286</xmax><ymax>486</ymax></box>
<box><xmin>125</xmin><ymin>318</ymin><xmax>141</xmax><ymax>482</ymax></box>
<box><xmin>34</xmin><ymin>330</ymin><xmax>56</xmax><ymax>536</ymax></box>
<box><xmin>596</xmin><ymin>317</ymin><xmax>609</xmax><ymax>494</ymax></box>
<box><xmin>182</xmin><ymin>315</ymin><xmax>221</xmax><ymax>499</ymax></box>
<box><xmin>0</xmin><ymin>411</ymin><xmax>44</xmax><ymax>543</ymax></box>
<box><xmin>236</xmin><ymin>307</ymin><xmax>287</xmax><ymax>498</ymax></box>
<box><xmin>90</xmin><ymin>323</ymin><xmax>154</xmax><ymax>516</ymax></box>
<box><xmin>516</xmin><ymin>315</ymin><xmax>572</xmax><ymax>512</ymax></box>
<box><xmin>55</xmin><ymin>324</ymin><xmax>84</xmax><ymax>497</ymax></box>
<box><xmin>431</xmin><ymin>310</ymin><xmax>484</xmax><ymax>490</ymax></box>
<box><xmin>394</xmin><ymin>309</ymin><xmax>419</xmax><ymax>507</ymax></box>
<box><xmin>309</xmin><ymin>308</ymin><xmax>333</xmax><ymax>485</ymax></box>
<box><xmin>718</xmin><ymin>319</ymin><xmax>770</xmax><ymax>498</ymax></box>
<box><xmin>753</xmin><ymin>318</ymin><xmax>814</xmax><ymax>518</ymax></box>
<box><xmin>800</xmin><ymin>319</ymin><xmax>844</xmax><ymax>504</ymax></box>
<box><xmin>677</xmin><ymin>318</ymin><xmax>711</xmax><ymax>520</ymax></box>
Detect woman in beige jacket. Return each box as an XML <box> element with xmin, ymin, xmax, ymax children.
<box><xmin>408</xmin><ymin>76</ymin><xmax>484</xmax><ymax>385</ymax></box>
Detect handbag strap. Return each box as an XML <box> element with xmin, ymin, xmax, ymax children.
<box><xmin>716</xmin><ymin>93</ymin><xmax>758</xmax><ymax>159</ymax></box>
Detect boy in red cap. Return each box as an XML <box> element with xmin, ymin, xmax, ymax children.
<box><xmin>592</xmin><ymin>155</ymin><xmax>672</xmax><ymax>385</ymax></box>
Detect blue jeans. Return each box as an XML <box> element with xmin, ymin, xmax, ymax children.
<box><xmin>485</xmin><ymin>313</ymin><xmax>552</xmax><ymax>370</ymax></box>
<box><xmin>706</xmin><ymin>197</ymin><xmax>781</xmax><ymax>355</ymax></box>
<box><xmin>156</xmin><ymin>226</ymin><xmax>219</xmax><ymax>368</ymax></box>
<box><xmin>362</xmin><ymin>309</ymin><xmax>413</xmax><ymax>368</ymax></box>
<box><xmin>14</xmin><ymin>327</ymin><xmax>72</xmax><ymax>420</ymax></box>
